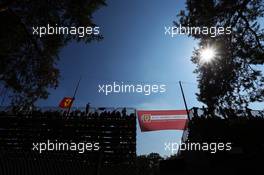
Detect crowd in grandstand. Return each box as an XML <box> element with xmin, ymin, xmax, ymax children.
<box><xmin>1</xmin><ymin>104</ymin><xmax>264</xmax><ymax>119</ymax></box>
<box><xmin>0</xmin><ymin>105</ymin><xmax>135</xmax><ymax>119</ymax></box>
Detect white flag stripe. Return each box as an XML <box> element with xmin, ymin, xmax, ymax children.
<box><xmin>150</xmin><ymin>115</ymin><xmax>187</xmax><ymax>120</ymax></box>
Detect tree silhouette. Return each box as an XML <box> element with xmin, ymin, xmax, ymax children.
<box><xmin>136</xmin><ymin>153</ymin><xmax>163</xmax><ymax>175</ymax></box>
<box><xmin>176</xmin><ymin>0</ymin><xmax>264</xmax><ymax>112</ymax></box>
<box><xmin>0</xmin><ymin>0</ymin><xmax>106</xmax><ymax>107</ymax></box>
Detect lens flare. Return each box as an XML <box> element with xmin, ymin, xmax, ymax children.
<box><xmin>199</xmin><ymin>47</ymin><xmax>216</xmax><ymax>63</ymax></box>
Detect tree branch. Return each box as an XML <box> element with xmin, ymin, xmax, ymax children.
<box><xmin>239</xmin><ymin>12</ymin><xmax>264</xmax><ymax>51</ymax></box>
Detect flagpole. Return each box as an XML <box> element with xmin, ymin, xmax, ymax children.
<box><xmin>179</xmin><ymin>81</ymin><xmax>190</xmax><ymax>120</ymax></box>
<box><xmin>177</xmin><ymin>81</ymin><xmax>191</xmax><ymax>156</ymax></box>
<box><xmin>67</xmin><ymin>76</ymin><xmax>82</xmax><ymax>116</ymax></box>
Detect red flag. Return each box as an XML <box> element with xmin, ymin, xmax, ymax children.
<box><xmin>59</xmin><ymin>97</ymin><xmax>74</xmax><ymax>109</ymax></box>
<box><xmin>137</xmin><ymin>110</ymin><xmax>188</xmax><ymax>132</ymax></box>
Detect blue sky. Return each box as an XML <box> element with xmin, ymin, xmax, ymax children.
<box><xmin>37</xmin><ymin>0</ymin><xmax>264</xmax><ymax>156</ymax></box>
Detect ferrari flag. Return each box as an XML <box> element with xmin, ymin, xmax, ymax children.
<box><xmin>59</xmin><ymin>97</ymin><xmax>74</xmax><ymax>109</ymax></box>
<box><xmin>137</xmin><ymin>110</ymin><xmax>188</xmax><ymax>132</ymax></box>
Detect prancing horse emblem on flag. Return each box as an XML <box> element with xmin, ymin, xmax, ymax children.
<box><xmin>142</xmin><ymin>114</ymin><xmax>151</xmax><ymax>122</ymax></box>
<box><xmin>64</xmin><ymin>99</ymin><xmax>72</xmax><ymax>106</ymax></box>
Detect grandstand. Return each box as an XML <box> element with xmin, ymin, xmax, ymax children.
<box><xmin>0</xmin><ymin>107</ymin><xmax>136</xmax><ymax>175</ymax></box>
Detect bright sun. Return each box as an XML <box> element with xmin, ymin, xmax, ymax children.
<box><xmin>200</xmin><ymin>47</ymin><xmax>216</xmax><ymax>63</ymax></box>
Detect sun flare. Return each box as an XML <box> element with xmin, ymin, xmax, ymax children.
<box><xmin>199</xmin><ymin>47</ymin><xmax>216</xmax><ymax>63</ymax></box>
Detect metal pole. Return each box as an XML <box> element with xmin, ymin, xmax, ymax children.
<box><xmin>179</xmin><ymin>81</ymin><xmax>190</xmax><ymax>120</ymax></box>
<box><xmin>67</xmin><ymin>77</ymin><xmax>82</xmax><ymax>116</ymax></box>
<box><xmin>178</xmin><ymin>81</ymin><xmax>191</xmax><ymax>156</ymax></box>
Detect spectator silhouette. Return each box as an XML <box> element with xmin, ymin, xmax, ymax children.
<box><xmin>122</xmin><ymin>108</ymin><xmax>127</xmax><ymax>117</ymax></box>
<box><xmin>85</xmin><ymin>103</ymin><xmax>90</xmax><ymax>115</ymax></box>
<box><xmin>192</xmin><ymin>107</ymin><xmax>199</xmax><ymax>118</ymax></box>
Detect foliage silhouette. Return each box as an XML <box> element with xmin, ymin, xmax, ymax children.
<box><xmin>176</xmin><ymin>0</ymin><xmax>264</xmax><ymax>112</ymax></box>
<box><xmin>0</xmin><ymin>0</ymin><xmax>106</xmax><ymax>107</ymax></box>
